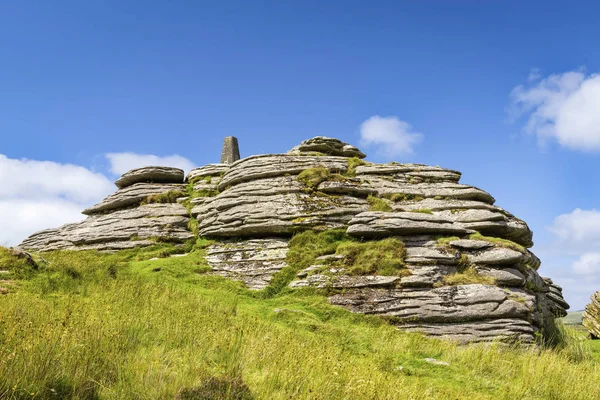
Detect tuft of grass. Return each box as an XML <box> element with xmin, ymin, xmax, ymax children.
<box><xmin>436</xmin><ymin>236</ymin><xmax>461</xmax><ymax>247</ymax></box>
<box><xmin>439</xmin><ymin>266</ymin><xmax>496</xmax><ymax>286</ymax></box>
<box><xmin>383</xmin><ymin>193</ymin><xmax>425</xmax><ymax>202</ymax></box>
<box><xmin>187</xmin><ymin>217</ymin><xmax>199</xmax><ymax>236</ymax></box>
<box><xmin>469</xmin><ymin>232</ymin><xmax>525</xmax><ymax>252</ymax></box>
<box><xmin>367</xmin><ymin>195</ymin><xmax>393</xmax><ymax>212</ymax></box>
<box><xmin>336</xmin><ymin>238</ymin><xmax>407</xmax><ymax>276</ymax></box>
<box><xmin>297</xmin><ymin>167</ymin><xmax>331</xmax><ymax>189</ymax></box>
<box><xmin>141</xmin><ymin>190</ymin><xmax>186</xmax><ymax>205</ymax></box>
<box><xmin>346</xmin><ymin>157</ymin><xmax>367</xmax><ymax>177</ymax></box>
<box><xmin>411</xmin><ymin>208</ymin><xmax>433</xmax><ymax>214</ymax></box>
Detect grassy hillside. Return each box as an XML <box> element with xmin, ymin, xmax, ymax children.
<box><xmin>563</xmin><ymin>311</ymin><xmax>584</xmax><ymax>325</ymax></box>
<box><xmin>1</xmin><ymin>242</ymin><xmax>599</xmax><ymax>399</ymax></box>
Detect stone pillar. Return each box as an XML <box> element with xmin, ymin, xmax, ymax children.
<box><xmin>220</xmin><ymin>136</ymin><xmax>241</xmax><ymax>164</ymax></box>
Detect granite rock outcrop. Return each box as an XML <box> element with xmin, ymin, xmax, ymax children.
<box><xmin>19</xmin><ymin>136</ymin><xmax>568</xmax><ymax>343</ymax></box>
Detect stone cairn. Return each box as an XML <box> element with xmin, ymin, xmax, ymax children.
<box><xmin>20</xmin><ymin>136</ymin><xmax>569</xmax><ymax>343</ymax></box>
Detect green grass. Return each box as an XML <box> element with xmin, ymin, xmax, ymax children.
<box><xmin>382</xmin><ymin>193</ymin><xmax>425</xmax><ymax>202</ymax></box>
<box><xmin>140</xmin><ymin>190</ymin><xmax>186</xmax><ymax>205</ymax></box>
<box><xmin>297</xmin><ymin>167</ymin><xmax>331</xmax><ymax>190</ymax></box>
<box><xmin>366</xmin><ymin>195</ymin><xmax>392</xmax><ymax>212</ymax></box>
<box><xmin>436</xmin><ymin>236</ymin><xmax>461</xmax><ymax>247</ymax></box>
<box><xmin>345</xmin><ymin>157</ymin><xmax>367</xmax><ymax>177</ymax></box>
<box><xmin>468</xmin><ymin>232</ymin><xmax>525</xmax><ymax>253</ymax></box>
<box><xmin>1</xmin><ymin>245</ymin><xmax>600</xmax><ymax>399</ymax></box>
<box><xmin>0</xmin><ymin>247</ymin><xmax>38</xmax><ymax>280</ymax></box>
<box><xmin>439</xmin><ymin>266</ymin><xmax>496</xmax><ymax>286</ymax></box>
<box><xmin>335</xmin><ymin>238</ymin><xmax>407</xmax><ymax>276</ymax></box>
<box><xmin>411</xmin><ymin>208</ymin><xmax>433</xmax><ymax>214</ymax></box>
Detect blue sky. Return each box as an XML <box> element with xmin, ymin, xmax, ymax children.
<box><xmin>1</xmin><ymin>1</ymin><xmax>599</xmax><ymax>309</ymax></box>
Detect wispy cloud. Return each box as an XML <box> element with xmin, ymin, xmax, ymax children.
<box><xmin>508</xmin><ymin>68</ymin><xmax>600</xmax><ymax>151</ymax></box>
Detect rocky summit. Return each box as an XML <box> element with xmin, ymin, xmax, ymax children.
<box><xmin>20</xmin><ymin>136</ymin><xmax>569</xmax><ymax>344</ymax></box>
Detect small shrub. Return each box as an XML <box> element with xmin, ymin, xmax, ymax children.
<box><xmin>141</xmin><ymin>190</ymin><xmax>186</xmax><ymax>205</ymax></box>
<box><xmin>297</xmin><ymin>167</ymin><xmax>331</xmax><ymax>189</ymax></box>
<box><xmin>367</xmin><ymin>195</ymin><xmax>392</xmax><ymax>212</ymax></box>
<box><xmin>336</xmin><ymin>238</ymin><xmax>406</xmax><ymax>276</ymax></box>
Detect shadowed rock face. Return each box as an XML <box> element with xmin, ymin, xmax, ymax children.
<box><xmin>19</xmin><ymin>135</ymin><xmax>569</xmax><ymax>343</ymax></box>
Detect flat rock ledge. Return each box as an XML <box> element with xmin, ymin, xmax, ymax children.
<box><xmin>115</xmin><ymin>166</ymin><xmax>184</xmax><ymax>189</ymax></box>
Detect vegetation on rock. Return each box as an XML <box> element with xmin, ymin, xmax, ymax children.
<box><xmin>297</xmin><ymin>167</ymin><xmax>331</xmax><ymax>189</ymax></box>
<box><xmin>335</xmin><ymin>238</ymin><xmax>406</xmax><ymax>276</ymax></box>
<box><xmin>367</xmin><ymin>195</ymin><xmax>393</xmax><ymax>212</ymax></box>
<box><xmin>141</xmin><ymin>190</ymin><xmax>186</xmax><ymax>205</ymax></box>
<box><xmin>440</xmin><ymin>266</ymin><xmax>496</xmax><ymax>286</ymax></box>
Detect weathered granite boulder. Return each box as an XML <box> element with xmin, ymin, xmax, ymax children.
<box><xmin>288</xmin><ymin>136</ymin><xmax>366</xmax><ymax>158</ymax></box>
<box><xmin>115</xmin><ymin>166</ymin><xmax>184</xmax><ymax>189</ymax></box>
<box><xmin>19</xmin><ymin>136</ymin><xmax>569</xmax><ymax>344</ymax></box>
<box><xmin>583</xmin><ymin>292</ymin><xmax>600</xmax><ymax>339</ymax></box>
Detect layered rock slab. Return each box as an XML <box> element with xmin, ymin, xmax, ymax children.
<box><xmin>115</xmin><ymin>166</ymin><xmax>184</xmax><ymax>189</ymax></box>
<box><xmin>21</xmin><ymin>203</ymin><xmax>193</xmax><ymax>252</ymax></box>
<box><xmin>205</xmin><ymin>239</ymin><xmax>289</xmax><ymax>290</ymax></box>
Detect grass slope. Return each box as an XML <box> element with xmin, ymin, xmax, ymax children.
<box><xmin>0</xmin><ymin>244</ymin><xmax>599</xmax><ymax>399</ymax></box>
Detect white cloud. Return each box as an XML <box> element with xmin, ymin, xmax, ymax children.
<box><xmin>572</xmin><ymin>253</ymin><xmax>600</xmax><ymax>275</ymax></box>
<box><xmin>0</xmin><ymin>151</ymin><xmax>195</xmax><ymax>247</ymax></box>
<box><xmin>0</xmin><ymin>154</ymin><xmax>115</xmax><ymax>246</ymax></box>
<box><xmin>547</xmin><ymin>208</ymin><xmax>600</xmax><ymax>252</ymax></box>
<box><xmin>0</xmin><ymin>198</ymin><xmax>85</xmax><ymax>247</ymax></box>
<box><xmin>105</xmin><ymin>153</ymin><xmax>196</xmax><ymax>176</ymax></box>
<box><xmin>359</xmin><ymin>115</ymin><xmax>423</xmax><ymax>157</ymax></box>
<box><xmin>543</xmin><ymin>208</ymin><xmax>600</xmax><ymax>309</ymax></box>
<box><xmin>0</xmin><ymin>155</ymin><xmax>113</xmax><ymax>203</ymax></box>
<box><xmin>509</xmin><ymin>69</ymin><xmax>600</xmax><ymax>151</ymax></box>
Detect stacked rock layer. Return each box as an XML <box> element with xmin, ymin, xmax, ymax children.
<box><xmin>583</xmin><ymin>292</ymin><xmax>600</xmax><ymax>339</ymax></box>
<box><xmin>20</xmin><ymin>167</ymin><xmax>192</xmax><ymax>251</ymax></box>
<box><xmin>20</xmin><ymin>136</ymin><xmax>569</xmax><ymax>343</ymax></box>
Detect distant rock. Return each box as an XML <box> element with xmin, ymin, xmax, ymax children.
<box><xmin>583</xmin><ymin>292</ymin><xmax>600</xmax><ymax>339</ymax></box>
